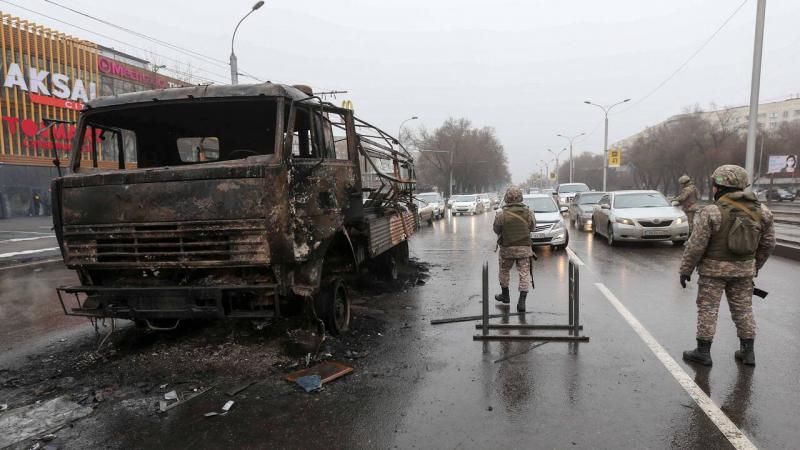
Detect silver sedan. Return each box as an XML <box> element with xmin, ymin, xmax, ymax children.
<box><xmin>591</xmin><ymin>190</ymin><xmax>690</xmax><ymax>246</ymax></box>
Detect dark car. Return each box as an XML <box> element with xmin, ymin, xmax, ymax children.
<box><xmin>767</xmin><ymin>188</ymin><xmax>795</xmax><ymax>202</ymax></box>
<box><xmin>567</xmin><ymin>191</ymin><xmax>606</xmax><ymax>230</ymax></box>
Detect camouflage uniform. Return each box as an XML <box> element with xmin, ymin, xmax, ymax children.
<box><xmin>671</xmin><ymin>176</ymin><xmax>700</xmax><ymax>232</ymax></box>
<box><xmin>493</xmin><ymin>188</ymin><xmax>535</xmax><ymax>292</ymax></box>
<box><xmin>680</xmin><ymin>185</ymin><xmax>775</xmax><ymax>342</ymax></box>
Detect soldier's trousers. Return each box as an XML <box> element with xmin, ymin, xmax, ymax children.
<box><xmin>686</xmin><ymin>209</ymin><xmax>696</xmax><ymax>234</ymax></box>
<box><xmin>499</xmin><ymin>256</ymin><xmax>531</xmax><ymax>292</ymax></box>
<box><xmin>696</xmin><ymin>276</ymin><xmax>756</xmax><ymax>341</ymax></box>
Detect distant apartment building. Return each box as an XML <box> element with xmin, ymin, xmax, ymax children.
<box><xmin>0</xmin><ymin>12</ymin><xmax>188</xmax><ymax>219</ymax></box>
<box><xmin>616</xmin><ymin>97</ymin><xmax>800</xmax><ymax>150</ymax></box>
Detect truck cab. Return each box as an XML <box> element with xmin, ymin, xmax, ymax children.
<box><xmin>52</xmin><ymin>83</ymin><xmax>417</xmax><ymax>333</ymax></box>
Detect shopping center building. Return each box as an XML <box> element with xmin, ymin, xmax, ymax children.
<box><xmin>0</xmin><ymin>13</ymin><xmax>187</xmax><ymax>218</ymax></box>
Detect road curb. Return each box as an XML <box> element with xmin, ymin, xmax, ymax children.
<box><xmin>774</xmin><ymin>243</ymin><xmax>800</xmax><ymax>262</ymax></box>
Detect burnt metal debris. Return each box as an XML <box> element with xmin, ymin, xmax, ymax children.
<box><xmin>51</xmin><ymin>83</ymin><xmax>419</xmax><ymax>333</ymax></box>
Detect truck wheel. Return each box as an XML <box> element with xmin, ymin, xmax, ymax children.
<box><xmin>316</xmin><ymin>278</ymin><xmax>350</xmax><ymax>334</ymax></box>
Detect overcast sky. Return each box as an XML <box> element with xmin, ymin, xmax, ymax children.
<box><xmin>6</xmin><ymin>0</ymin><xmax>800</xmax><ymax>182</ymax></box>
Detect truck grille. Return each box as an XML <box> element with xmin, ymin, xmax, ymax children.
<box><xmin>63</xmin><ymin>219</ymin><xmax>269</xmax><ymax>267</ymax></box>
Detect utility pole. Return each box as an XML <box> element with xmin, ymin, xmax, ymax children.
<box><xmin>585</xmin><ymin>98</ymin><xmax>630</xmax><ymax>191</ymax></box>
<box><xmin>745</xmin><ymin>0</ymin><xmax>767</xmax><ymax>187</ymax></box>
<box><xmin>557</xmin><ymin>132</ymin><xmax>586</xmax><ymax>183</ymax></box>
<box><xmin>547</xmin><ymin>148</ymin><xmax>567</xmax><ymax>186</ymax></box>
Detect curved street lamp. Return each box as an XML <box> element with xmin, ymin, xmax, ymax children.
<box><xmin>584</xmin><ymin>98</ymin><xmax>630</xmax><ymax>191</ymax></box>
<box><xmin>230</xmin><ymin>1</ymin><xmax>265</xmax><ymax>85</ymax></box>
<box><xmin>557</xmin><ymin>132</ymin><xmax>586</xmax><ymax>183</ymax></box>
<box><xmin>398</xmin><ymin>116</ymin><xmax>418</xmax><ymax>144</ymax></box>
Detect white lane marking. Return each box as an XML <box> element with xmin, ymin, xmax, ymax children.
<box><xmin>0</xmin><ymin>247</ymin><xmax>60</xmax><ymax>259</ymax></box>
<box><xmin>0</xmin><ymin>235</ymin><xmax>56</xmax><ymax>244</ymax></box>
<box><xmin>0</xmin><ymin>230</ymin><xmax>52</xmax><ymax>235</ymax></box>
<box><xmin>0</xmin><ymin>258</ymin><xmax>62</xmax><ymax>271</ymax></box>
<box><xmin>595</xmin><ymin>283</ymin><xmax>757</xmax><ymax>450</ymax></box>
<box><xmin>566</xmin><ymin>247</ymin><xmax>585</xmax><ymax>266</ymax></box>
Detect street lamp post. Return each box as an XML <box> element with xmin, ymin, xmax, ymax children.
<box><xmin>584</xmin><ymin>98</ymin><xmax>630</xmax><ymax>191</ymax></box>
<box><xmin>745</xmin><ymin>0</ymin><xmax>767</xmax><ymax>186</ymax></box>
<box><xmin>398</xmin><ymin>116</ymin><xmax>418</xmax><ymax>145</ymax></box>
<box><xmin>230</xmin><ymin>1</ymin><xmax>265</xmax><ymax>85</ymax></box>
<box><xmin>557</xmin><ymin>132</ymin><xmax>586</xmax><ymax>183</ymax></box>
<box><xmin>540</xmin><ymin>159</ymin><xmax>550</xmax><ymax>189</ymax></box>
<box><xmin>547</xmin><ymin>148</ymin><xmax>567</xmax><ymax>185</ymax></box>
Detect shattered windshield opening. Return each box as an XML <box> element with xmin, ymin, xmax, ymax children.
<box><xmin>75</xmin><ymin>99</ymin><xmax>279</xmax><ymax>169</ymax></box>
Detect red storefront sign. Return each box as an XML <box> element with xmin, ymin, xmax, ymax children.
<box><xmin>28</xmin><ymin>93</ymin><xmax>84</xmax><ymax>111</ymax></box>
<box><xmin>98</xmin><ymin>56</ymin><xmax>168</xmax><ymax>89</ymax></box>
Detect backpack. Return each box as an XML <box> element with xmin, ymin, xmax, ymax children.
<box><xmin>718</xmin><ymin>197</ymin><xmax>762</xmax><ymax>256</ymax></box>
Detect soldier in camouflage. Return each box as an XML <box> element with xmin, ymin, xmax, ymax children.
<box><xmin>493</xmin><ymin>187</ymin><xmax>536</xmax><ymax>312</ymax></box>
<box><xmin>670</xmin><ymin>175</ymin><xmax>700</xmax><ymax>232</ymax></box>
<box><xmin>680</xmin><ymin>165</ymin><xmax>775</xmax><ymax>367</ymax></box>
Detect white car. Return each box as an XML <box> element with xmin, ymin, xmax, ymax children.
<box><xmin>477</xmin><ymin>194</ymin><xmax>492</xmax><ymax>213</ymax></box>
<box><xmin>415</xmin><ymin>199</ymin><xmax>435</xmax><ymax>225</ymax></box>
<box><xmin>556</xmin><ymin>182</ymin><xmax>590</xmax><ymax>206</ymax></box>
<box><xmin>592</xmin><ymin>190</ymin><xmax>690</xmax><ymax>246</ymax></box>
<box><xmin>450</xmin><ymin>194</ymin><xmax>484</xmax><ymax>215</ymax></box>
<box><xmin>417</xmin><ymin>192</ymin><xmax>445</xmax><ymax>219</ymax></box>
<box><xmin>521</xmin><ymin>194</ymin><xmax>569</xmax><ymax>250</ymax></box>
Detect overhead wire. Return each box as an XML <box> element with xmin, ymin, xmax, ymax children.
<box><xmin>615</xmin><ymin>0</ymin><xmax>751</xmax><ymax>115</ymax></box>
<box><xmin>43</xmin><ymin>0</ymin><xmax>266</xmax><ymax>82</ymax></box>
<box><xmin>0</xmin><ymin>0</ymin><xmax>229</xmax><ymax>84</ymax></box>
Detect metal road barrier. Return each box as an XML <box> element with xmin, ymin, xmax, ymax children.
<box><xmin>473</xmin><ymin>248</ymin><xmax>590</xmax><ymax>342</ymax></box>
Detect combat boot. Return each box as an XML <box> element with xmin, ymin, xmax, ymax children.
<box><xmin>494</xmin><ymin>287</ymin><xmax>510</xmax><ymax>304</ymax></box>
<box><xmin>734</xmin><ymin>338</ymin><xmax>755</xmax><ymax>366</ymax></box>
<box><xmin>683</xmin><ymin>339</ymin><xmax>712</xmax><ymax>366</ymax></box>
<box><xmin>517</xmin><ymin>291</ymin><xmax>527</xmax><ymax>312</ymax></box>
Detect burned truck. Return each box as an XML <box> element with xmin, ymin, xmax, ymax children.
<box><xmin>52</xmin><ymin>83</ymin><xmax>417</xmax><ymax>333</ymax></box>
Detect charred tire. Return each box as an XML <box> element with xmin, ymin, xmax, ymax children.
<box><xmin>376</xmin><ymin>250</ymin><xmax>399</xmax><ymax>281</ymax></box>
<box><xmin>316</xmin><ymin>278</ymin><xmax>350</xmax><ymax>335</ymax></box>
<box><xmin>395</xmin><ymin>240</ymin><xmax>410</xmax><ymax>265</ymax></box>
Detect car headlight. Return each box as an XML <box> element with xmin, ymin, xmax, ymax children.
<box><xmin>675</xmin><ymin>217</ymin><xmax>685</xmax><ymax>225</ymax></box>
<box><xmin>553</xmin><ymin>220</ymin><xmax>566</xmax><ymax>230</ymax></box>
<box><xmin>616</xmin><ymin>217</ymin><xmax>634</xmax><ymax>225</ymax></box>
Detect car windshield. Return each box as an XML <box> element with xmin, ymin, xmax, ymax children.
<box><xmin>418</xmin><ymin>194</ymin><xmax>440</xmax><ymax>203</ymax></box>
<box><xmin>452</xmin><ymin>195</ymin><xmax>476</xmax><ymax>202</ymax></box>
<box><xmin>614</xmin><ymin>193</ymin><xmax>670</xmax><ymax>208</ymax></box>
<box><xmin>578</xmin><ymin>193</ymin><xmax>604</xmax><ymax>204</ymax></box>
<box><xmin>522</xmin><ymin>197</ymin><xmax>558</xmax><ymax>213</ymax></box>
<box><xmin>559</xmin><ymin>184</ymin><xmax>589</xmax><ymax>194</ymax></box>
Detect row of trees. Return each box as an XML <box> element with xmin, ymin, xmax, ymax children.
<box><xmin>405</xmin><ymin>118</ymin><xmax>511</xmax><ymax>194</ymax></box>
<box><xmin>539</xmin><ymin>108</ymin><xmax>800</xmax><ymax>196</ymax></box>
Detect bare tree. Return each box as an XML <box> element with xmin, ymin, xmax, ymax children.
<box><xmin>413</xmin><ymin>118</ymin><xmax>511</xmax><ymax>194</ymax></box>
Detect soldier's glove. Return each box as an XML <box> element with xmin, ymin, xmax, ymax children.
<box><xmin>680</xmin><ymin>274</ymin><xmax>691</xmax><ymax>288</ymax></box>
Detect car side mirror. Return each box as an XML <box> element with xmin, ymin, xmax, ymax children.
<box><xmin>600</xmin><ymin>204</ymin><xmax>610</xmax><ymax>209</ymax></box>
<box><xmin>560</xmin><ymin>206</ymin><xmax>568</xmax><ymax>213</ymax></box>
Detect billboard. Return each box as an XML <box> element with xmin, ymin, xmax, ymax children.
<box><xmin>767</xmin><ymin>155</ymin><xmax>797</xmax><ymax>174</ymax></box>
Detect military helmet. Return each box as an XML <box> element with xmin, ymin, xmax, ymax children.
<box><xmin>711</xmin><ymin>164</ymin><xmax>748</xmax><ymax>189</ymax></box>
<box><xmin>504</xmin><ymin>186</ymin><xmax>523</xmax><ymax>204</ymax></box>
<box><xmin>678</xmin><ymin>175</ymin><xmax>691</xmax><ymax>185</ymax></box>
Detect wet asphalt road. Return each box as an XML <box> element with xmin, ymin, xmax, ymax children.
<box><xmin>1</xmin><ymin>211</ymin><xmax>799</xmax><ymax>449</ymax></box>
